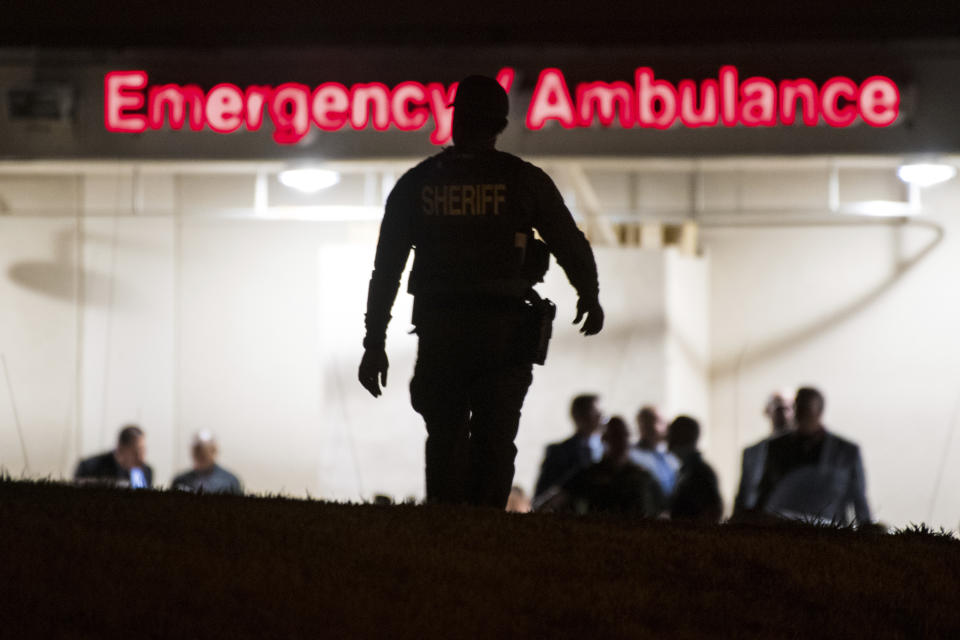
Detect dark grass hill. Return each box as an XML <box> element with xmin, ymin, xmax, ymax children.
<box><xmin>1</xmin><ymin>479</ymin><xmax>959</xmax><ymax>639</ymax></box>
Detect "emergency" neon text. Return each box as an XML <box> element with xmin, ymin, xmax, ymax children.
<box><xmin>104</xmin><ymin>69</ymin><xmax>516</xmax><ymax>145</ymax></box>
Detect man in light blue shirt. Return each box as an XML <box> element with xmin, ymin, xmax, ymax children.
<box><xmin>629</xmin><ymin>405</ymin><xmax>679</xmax><ymax>496</ymax></box>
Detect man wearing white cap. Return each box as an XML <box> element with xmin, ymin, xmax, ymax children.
<box><xmin>170</xmin><ymin>431</ymin><xmax>243</xmax><ymax>495</ymax></box>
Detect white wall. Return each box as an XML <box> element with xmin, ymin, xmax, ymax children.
<box><xmin>177</xmin><ymin>219</ymin><xmax>326</xmax><ymax>495</ymax></box>
<box><xmin>665</xmin><ymin>250</ymin><xmax>711</xmax><ymax>443</ymax></box>
<box><xmin>2</xmin><ymin>161</ymin><xmax>959</xmax><ymax>530</ymax></box>
<box><xmin>0</xmin><ymin>217</ymin><xmax>78</xmax><ymax>476</ymax></box>
<box><xmin>702</xmin><ymin>180</ymin><xmax>960</xmax><ymax>528</ymax></box>
<box><xmin>79</xmin><ymin>216</ymin><xmax>176</xmax><ymax>483</ymax></box>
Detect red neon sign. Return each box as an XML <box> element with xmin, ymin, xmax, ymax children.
<box><xmin>105</xmin><ymin>66</ymin><xmax>900</xmax><ymax>144</ymax></box>
<box><xmin>526</xmin><ymin>67</ymin><xmax>900</xmax><ymax>130</ymax></box>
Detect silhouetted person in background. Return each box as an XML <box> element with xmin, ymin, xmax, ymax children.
<box><xmin>733</xmin><ymin>391</ymin><xmax>794</xmax><ymax>518</ymax></box>
<box><xmin>534</xmin><ymin>394</ymin><xmax>605</xmax><ymax>501</ymax></box>
<box><xmin>170</xmin><ymin>430</ymin><xmax>242</xmax><ymax>495</ymax></box>
<box><xmin>74</xmin><ymin>424</ymin><xmax>152</xmax><ymax>489</ymax></box>
<box><xmin>667</xmin><ymin>416</ymin><xmax>723</xmax><ymax>522</ymax></box>
<box><xmin>548</xmin><ymin>417</ymin><xmax>663</xmax><ymax>516</ymax></box>
<box><xmin>755</xmin><ymin>387</ymin><xmax>871</xmax><ymax>526</ymax></box>
<box><xmin>629</xmin><ymin>405</ymin><xmax>679</xmax><ymax>496</ymax></box>
<box><xmin>359</xmin><ymin>74</ymin><xmax>603</xmax><ymax>508</ymax></box>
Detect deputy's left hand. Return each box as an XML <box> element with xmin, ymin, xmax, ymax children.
<box><xmin>574</xmin><ymin>299</ymin><xmax>604</xmax><ymax>336</ymax></box>
<box><xmin>359</xmin><ymin>348</ymin><xmax>389</xmax><ymax>397</ymax></box>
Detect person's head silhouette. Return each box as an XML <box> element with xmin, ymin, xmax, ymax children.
<box><xmin>794</xmin><ymin>387</ymin><xmax>825</xmax><ymax>435</ymax></box>
<box><xmin>636</xmin><ymin>405</ymin><xmax>664</xmax><ymax>448</ymax></box>
<box><xmin>602</xmin><ymin>416</ymin><xmax>632</xmax><ymax>463</ymax></box>
<box><xmin>570</xmin><ymin>394</ymin><xmax>602</xmax><ymax>438</ymax></box>
<box><xmin>451</xmin><ymin>75</ymin><xmax>509</xmax><ymax>149</ymax></box>
<box><xmin>115</xmin><ymin>424</ymin><xmax>146</xmax><ymax>470</ymax></box>
<box><xmin>667</xmin><ymin>415</ymin><xmax>701</xmax><ymax>456</ymax></box>
<box><xmin>765</xmin><ymin>391</ymin><xmax>793</xmax><ymax>433</ymax></box>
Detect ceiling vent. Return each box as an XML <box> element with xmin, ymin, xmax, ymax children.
<box><xmin>7</xmin><ymin>85</ymin><xmax>75</xmax><ymax>123</ymax></box>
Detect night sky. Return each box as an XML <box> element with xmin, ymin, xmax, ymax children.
<box><xmin>3</xmin><ymin>0</ymin><xmax>959</xmax><ymax>48</ymax></box>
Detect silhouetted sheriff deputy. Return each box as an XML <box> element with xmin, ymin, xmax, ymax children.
<box><xmin>359</xmin><ymin>74</ymin><xmax>604</xmax><ymax>508</ymax></box>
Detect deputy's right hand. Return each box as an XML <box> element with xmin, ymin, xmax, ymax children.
<box><xmin>573</xmin><ymin>298</ymin><xmax>604</xmax><ymax>336</ymax></box>
<box><xmin>358</xmin><ymin>347</ymin><xmax>389</xmax><ymax>397</ymax></box>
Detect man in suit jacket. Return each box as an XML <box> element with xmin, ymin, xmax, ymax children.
<box><xmin>667</xmin><ymin>415</ymin><xmax>723</xmax><ymax>522</ymax></box>
<box><xmin>733</xmin><ymin>391</ymin><xmax>793</xmax><ymax>517</ymax></box>
<box><xmin>755</xmin><ymin>387</ymin><xmax>871</xmax><ymax>526</ymax></box>
<box><xmin>533</xmin><ymin>394</ymin><xmax>604</xmax><ymax>502</ymax></box>
<box><xmin>74</xmin><ymin>424</ymin><xmax>153</xmax><ymax>489</ymax></box>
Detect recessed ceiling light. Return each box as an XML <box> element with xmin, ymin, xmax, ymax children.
<box><xmin>897</xmin><ymin>163</ymin><xmax>957</xmax><ymax>188</ymax></box>
<box><xmin>840</xmin><ymin>200</ymin><xmax>918</xmax><ymax>217</ymax></box>
<box><xmin>278</xmin><ymin>168</ymin><xmax>340</xmax><ymax>193</ymax></box>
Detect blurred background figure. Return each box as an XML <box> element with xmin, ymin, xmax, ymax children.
<box><xmin>533</xmin><ymin>394</ymin><xmax>604</xmax><ymax>501</ymax></box>
<box><xmin>629</xmin><ymin>405</ymin><xmax>679</xmax><ymax>496</ymax></box>
<box><xmin>542</xmin><ymin>416</ymin><xmax>663</xmax><ymax>516</ymax></box>
<box><xmin>764</xmin><ymin>391</ymin><xmax>794</xmax><ymax>436</ymax></box>
<box><xmin>74</xmin><ymin>425</ymin><xmax>152</xmax><ymax>489</ymax></box>
<box><xmin>170</xmin><ymin>431</ymin><xmax>243</xmax><ymax>495</ymax></box>
<box><xmin>667</xmin><ymin>416</ymin><xmax>723</xmax><ymax>522</ymax></box>
<box><xmin>506</xmin><ymin>486</ymin><xmax>532</xmax><ymax>513</ymax></box>
<box><xmin>755</xmin><ymin>387</ymin><xmax>871</xmax><ymax>526</ymax></box>
<box><xmin>733</xmin><ymin>391</ymin><xmax>794</xmax><ymax>518</ymax></box>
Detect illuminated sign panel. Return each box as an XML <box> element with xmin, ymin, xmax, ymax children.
<box><xmin>526</xmin><ymin>67</ymin><xmax>899</xmax><ymax>129</ymax></box>
<box><xmin>105</xmin><ymin>66</ymin><xmax>900</xmax><ymax>145</ymax></box>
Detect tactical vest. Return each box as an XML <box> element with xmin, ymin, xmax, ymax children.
<box><xmin>407</xmin><ymin>149</ymin><xmax>540</xmax><ymax>300</ymax></box>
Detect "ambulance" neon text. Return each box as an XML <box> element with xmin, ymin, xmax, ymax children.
<box><xmin>527</xmin><ymin>67</ymin><xmax>899</xmax><ymax>130</ymax></box>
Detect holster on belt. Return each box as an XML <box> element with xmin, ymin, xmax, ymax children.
<box><xmin>522</xmin><ymin>288</ymin><xmax>556</xmax><ymax>366</ymax></box>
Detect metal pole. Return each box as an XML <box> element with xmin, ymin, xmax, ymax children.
<box><xmin>1</xmin><ymin>354</ymin><xmax>29</xmax><ymax>474</ymax></box>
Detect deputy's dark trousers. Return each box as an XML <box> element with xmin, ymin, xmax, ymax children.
<box><xmin>410</xmin><ymin>306</ymin><xmax>533</xmax><ymax>509</ymax></box>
